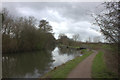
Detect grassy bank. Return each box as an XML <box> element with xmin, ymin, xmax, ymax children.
<box><xmin>92</xmin><ymin>51</ymin><xmax>118</xmax><ymax>78</ymax></box>
<box><xmin>42</xmin><ymin>49</ymin><xmax>93</xmax><ymax>78</ymax></box>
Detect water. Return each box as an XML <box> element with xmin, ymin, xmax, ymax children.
<box><xmin>2</xmin><ymin>46</ymin><xmax>84</xmax><ymax>78</ymax></box>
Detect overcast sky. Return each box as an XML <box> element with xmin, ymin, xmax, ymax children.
<box><xmin>3</xmin><ymin>2</ymin><xmax>105</xmax><ymax>42</ymax></box>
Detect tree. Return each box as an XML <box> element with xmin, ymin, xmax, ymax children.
<box><xmin>72</xmin><ymin>34</ymin><xmax>79</xmax><ymax>42</ymax></box>
<box><xmin>2</xmin><ymin>8</ymin><xmax>14</xmax><ymax>35</ymax></box>
<box><xmin>2</xmin><ymin>8</ymin><xmax>56</xmax><ymax>53</ymax></box>
<box><xmin>93</xmin><ymin>2</ymin><xmax>119</xmax><ymax>43</ymax></box>
<box><xmin>58</xmin><ymin>33</ymin><xmax>66</xmax><ymax>39</ymax></box>
<box><xmin>58</xmin><ymin>34</ymin><xmax>68</xmax><ymax>45</ymax></box>
<box><xmin>58</xmin><ymin>33</ymin><xmax>73</xmax><ymax>45</ymax></box>
<box><xmin>38</xmin><ymin>19</ymin><xmax>52</xmax><ymax>33</ymax></box>
<box><xmin>2</xmin><ymin>8</ymin><xmax>15</xmax><ymax>53</ymax></box>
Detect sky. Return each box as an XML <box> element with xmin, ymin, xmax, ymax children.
<box><xmin>2</xmin><ymin>2</ymin><xmax>105</xmax><ymax>42</ymax></box>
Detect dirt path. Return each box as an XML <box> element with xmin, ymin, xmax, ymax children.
<box><xmin>67</xmin><ymin>50</ymin><xmax>97</xmax><ymax>78</ymax></box>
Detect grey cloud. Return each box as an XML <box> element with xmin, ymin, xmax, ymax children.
<box><xmin>3</xmin><ymin>2</ymin><xmax>103</xmax><ymax>22</ymax></box>
<box><xmin>58</xmin><ymin>2</ymin><xmax>103</xmax><ymax>22</ymax></box>
<box><xmin>2</xmin><ymin>2</ymin><xmax>104</xmax><ymax>41</ymax></box>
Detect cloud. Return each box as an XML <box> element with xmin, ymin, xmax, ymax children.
<box><xmin>50</xmin><ymin>20</ymin><xmax>102</xmax><ymax>41</ymax></box>
<box><xmin>3</xmin><ymin>2</ymin><xmax>103</xmax><ymax>21</ymax></box>
<box><xmin>2</xmin><ymin>2</ymin><xmax>104</xmax><ymax>41</ymax></box>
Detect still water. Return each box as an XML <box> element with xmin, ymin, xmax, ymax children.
<box><xmin>2</xmin><ymin>46</ymin><xmax>83</xmax><ymax>78</ymax></box>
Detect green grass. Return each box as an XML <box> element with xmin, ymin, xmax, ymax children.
<box><xmin>92</xmin><ymin>51</ymin><xmax>118</xmax><ymax>78</ymax></box>
<box><xmin>42</xmin><ymin>49</ymin><xmax>93</xmax><ymax>78</ymax></box>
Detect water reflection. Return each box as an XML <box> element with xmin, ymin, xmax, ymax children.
<box><xmin>51</xmin><ymin>47</ymin><xmax>83</xmax><ymax>68</ymax></box>
<box><xmin>2</xmin><ymin>46</ymin><xmax>83</xmax><ymax>78</ymax></box>
<box><xmin>2</xmin><ymin>51</ymin><xmax>53</xmax><ymax>78</ymax></box>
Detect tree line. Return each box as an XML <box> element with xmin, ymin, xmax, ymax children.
<box><xmin>1</xmin><ymin>8</ymin><xmax>56</xmax><ymax>53</ymax></box>
<box><xmin>1</xmin><ymin>2</ymin><xmax>119</xmax><ymax>53</ymax></box>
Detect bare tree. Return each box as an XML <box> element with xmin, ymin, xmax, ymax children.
<box><xmin>93</xmin><ymin>2</ymin><xmax>119</xmax><ymax>43</ymax></box>
<box><xmin>72</xmin><ymin>34</ymin><xmax>79</xmax><ymax>42</ymax></box>
<box><xmin>2</xmin><ymin>8</ymin><xmax>14</xmax><ymax>35</ymax></box>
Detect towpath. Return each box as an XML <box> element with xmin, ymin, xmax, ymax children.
<box><xmin>67</xmin><ymin>50</ymin><xmax>97</xmax><ymax>78</ymax></box>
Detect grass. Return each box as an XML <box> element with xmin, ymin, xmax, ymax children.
<box><xmin>92</xmin><ymin>51</ymin><xmax>118</xmax><ymax>78</ymax></box>
<box><xmin>42</xmin><ymin>49</ymin><xmax>93</xmax><ymax>78</ymax></box>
